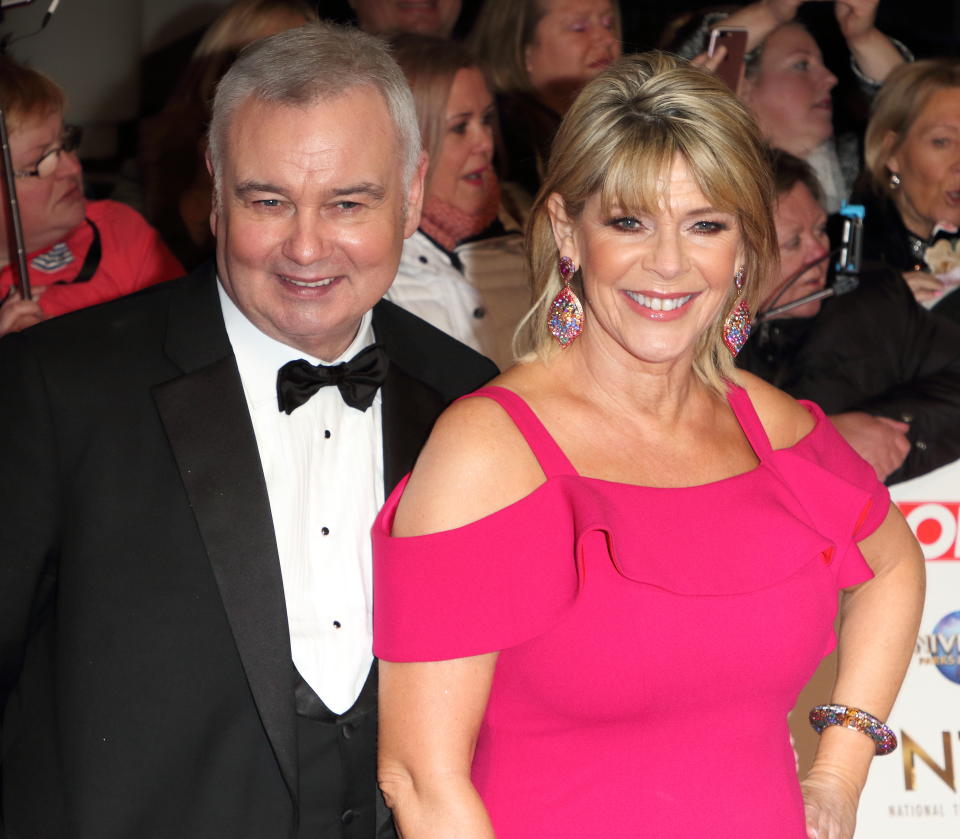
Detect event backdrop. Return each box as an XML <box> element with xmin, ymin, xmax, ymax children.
<box><xmin>792</xmin><ymin>458</ymin><xmax>960</xmax><ymax>837</ymax></box>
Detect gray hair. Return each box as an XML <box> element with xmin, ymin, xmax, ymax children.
<box><xmin>208</xmin><ymin>22</ymin><xmax>421</xmax><ymax>204</ymax></box>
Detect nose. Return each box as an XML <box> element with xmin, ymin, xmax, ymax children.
<box><xmin>56</xmin><ymin>149</ymin><xmax>82</xmax><ymax>177</ymax></box>
<box><xmin>592</xmin><ymin>22</ymin><xmax>616</xmax><ymax>51</ymax></box>
<box><xmin>818</xmin><ymin>64</ymin><xmax>838</xmax><ymax>93</ymax></box>
<box><xmin>644</xmin><ymin>227</ymin><xmax>686</xmax><ymax>281</ymax></box>
<box><xmin>281</xmin><ymin>211</ymin><xmax>334</xmax><ymax>266</ymax></box>
<box><xmin>475</xmin><ymin>122</ymin><xmax>494</xmax><ymax>161</ymax></box>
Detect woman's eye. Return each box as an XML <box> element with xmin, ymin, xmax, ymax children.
<box><xmin>782</xmin><ymin>236</ymin><xmax>801</xmax><ymax>251</ymax></box>
<box><xmin>608</xmin><ymin>216</ymin><xmax>641</xmax><ymax>231</ymax></box>
<box><xmin>793</xmin><ymin>59</ymin><xmax>810</xmax><ymax>71</ymax></box>
<box><xmin>567</xmin><ymin>20</ymin><xmax>588</xmax><ymax>32</ymax></box>
<box><xmin>692</xmin><ymin>220</ymin><xmax>727</xmax><ymax>234</ymax></box>
<box><xmin>449</xmin><ymin>122</ymin><xmax>468</xmax><ymax>135</ymax></box>
<box><xmin>932</xmin><ymin>136</ymin><xmax>952</xmax><ymax>149</ymax></box>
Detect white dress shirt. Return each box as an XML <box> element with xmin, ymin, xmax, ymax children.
<box><xmin>219</xmin><ymin>283</ymin><xmax>383</xmax><ymax>714</ymax></box>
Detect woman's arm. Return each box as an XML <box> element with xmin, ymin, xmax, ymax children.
<box><xmin>377</xmin><ymin>392</ymin><xmax>545</xmax><ymax>837</ymax></box>
<box><xmin>379</xmin><ymin>655</ymin><xmax>498</xmax><ymax>839</ymax></box>
<box><xmin>835</xmin><ymin>0</ymin><xmax>905</xmax><ymax>85</ymax></box>
<box><xmin>801</xmin><ymin>504</ymin><xmax>925</xmax><ymax>839</ymax></box>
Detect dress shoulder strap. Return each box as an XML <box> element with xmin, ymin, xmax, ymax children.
<box><xmin>461</xmin><ymin>385</ymin><xmax>578</xmax><ymax>478</ymax></box>
<box><xmin>725</xmin><ymin>383</ymin><xmax>774</xmax><ymax>459</ymax></box>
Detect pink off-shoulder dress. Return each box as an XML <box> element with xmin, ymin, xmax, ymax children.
<box><xmin>373</xmin><ymin>384</ymin><xmax>889</xmax><ymax>839</ymax></box>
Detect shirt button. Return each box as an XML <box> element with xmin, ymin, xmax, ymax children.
<box><xmin>321</xmin><ymin>526</ymin><xmax>330</xmax><ymax>535</ymax></box>
<box><xmin>418</xmin><ymin>255</ymin><xmax>428</xmax><ymax>264</ymax></box>
<box><xmin>324</xmin><ymin>429</ymin><xmax>332</xmax><ymax>439</ymax></box>
<box><xmin>473</xmin><ymin>307</ymin><xmax>486</xmax><ymax>319</ymax></box>
<box><xmin>341</xmin><ymin>809</ymin><xmax>355</xmax><ymax>825</ymax></box>
<box><xmin>333</xmin><ymin>620</ymin><xmax>342</xmax><ymax>628</ymax></box>
<box><xmin>341</xmin><ymin>723</ymin><xmax>354</xmax><ymax>739</ymax></box>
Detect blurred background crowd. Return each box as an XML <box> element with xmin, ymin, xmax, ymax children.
<box><xmin>2</xmin><ymin>0</ymin><xmax>960</xmax><ymax>484</ymax></box>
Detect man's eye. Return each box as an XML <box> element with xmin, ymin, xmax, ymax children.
<box><xmin>254</xmin><ymin>199</ymin><xmax>282</xmax><ymax>209</ymax></box>
<box><xmin>337</xmin><ymin>201</ymin><xmax>361</xmax><ymax>211</ymax></box>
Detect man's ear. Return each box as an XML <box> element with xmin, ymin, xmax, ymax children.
<box><xmin>403</xmin><ymin>152</ymin><xmax>429</xmax><ymax>239</ymax></box>
<box><xmin>205</xmin><ymin>152</ymin><xmax>220</xmax><ymax>239</ymax></box>
<box><xmin>546</xmin><ymin>192</ymin><xmax>580</xmax><ymax>264</ymax></box>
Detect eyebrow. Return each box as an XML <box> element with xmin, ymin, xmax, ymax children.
<box><xmin>235</xmin><ymin>180</ymin><xmax>386</xmax><ymax>201</ymax></box>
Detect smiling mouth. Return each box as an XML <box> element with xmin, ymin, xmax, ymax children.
<box><xmin>624</xmin><ymin>291</ymin><xmax>695</xmax><ymax>311</ymax></box>
<box><xmin>280</xmin><ymin>274</ymin><xmax>340</xmax><ymax>288</ymax></box>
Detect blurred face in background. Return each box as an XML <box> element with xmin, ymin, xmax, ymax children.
<box><xmin>765</xmin><ymin>181</ymin><xmax>829</xmax><ymax>319</ymax></box>
<box><xmin>885</xmin><ymin>86</ymin><xmax>960</xmax><ymax>239</ymax></box>
<box><xmin>740</xmin><ymin>24</ymin><xmax>837</xmax><ymax>159</ymax></box>
<box><xmin>2</xmin><ymin>109</ymin><xmax>85</xmax><ymax>258</ymax></box>
<box><xmin>428</xmin><ymin>67</ymin><xmax>496</xmax><ymax>216</ymax></box>
<box><xmin>524</xmin><ymin>0</ymin><xmax>620</xmax><ymax>113</ymax></box>
<box><xmin>350</xmin><ymin>0</ymin><xmax>461</xmax><ymax>37</ymax></box>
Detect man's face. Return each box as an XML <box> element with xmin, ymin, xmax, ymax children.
<box><xmin>1</xmin><ymin>109</ymin><xmax>85</xmax><ymax>258</ymax></box>
<box><xmin>350</xmin><ymin>0</ymin><xmax>461</xmax><ymax>37</ymax></box>
<box><xmin>211</xmin><ymin>89</ymin><xmax>425</xmax><ymax>360</ymax></box>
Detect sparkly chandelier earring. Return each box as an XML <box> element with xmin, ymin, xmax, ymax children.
<box><xmin>547</xmin><ymin>255</ymin><xmax>584</xmax><ymax>348</ymax></box>
<box><xmin>722</xmin><ymin>268</ymin><xmax>751</xmax><ymax>357</ymax></box>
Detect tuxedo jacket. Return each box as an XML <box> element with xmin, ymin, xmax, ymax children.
<box><xmin>0</xmin><ymin>263</ymin><xmax>497</xmax><ymax>838</ymax></box>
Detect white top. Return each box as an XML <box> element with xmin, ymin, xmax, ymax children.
<box><xmin>386</xmin><ymin>229</ymin><xmax>529</xmax><ymax>370</ymax></box>
<box><xmin>218</xmin><ymin>282</ymin><xmax>383</xmax><ymax>714</ymax></box>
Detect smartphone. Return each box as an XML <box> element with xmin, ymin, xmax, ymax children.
<box><xmin>708</xmin><ymin>26</ymin><xmax>748</xmax><ymax>92</ymax></box>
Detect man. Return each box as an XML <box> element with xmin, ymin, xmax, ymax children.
<box><xmin>739</xmin><ymin>149</ymin><xmax>960</xmax><ymax>484</ymax></box>
<box><xmin>349</xmin><ymin>0</ymin><xmax>461</xmax><ymax>37</ymax></box>
<box><xmin>0</xmin><ymin>55</ymin><xmax>183</xmax><ymax>336</ymax></box>
<box><xmin>0</xmin><ymin>24</ymin><xmax>497</xmax><ymax>838</ymax></box>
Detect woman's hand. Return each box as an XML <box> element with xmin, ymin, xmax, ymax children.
<box><xmin>801</xmin><ymin>767</ymin><xmax>860</xmax><ymax>839</ymax></box>
<box><xmin>902</xmin><ymin>269</ymin><xmax>946</xmax><ymax>304</ymax></box>
<box><xmin>0</xmin><ymin>287</ymin><xmax>46</xmax><ymax>337</ymax></box>
<box><xmin>834</xmin><ymin>0</ymin><xmax>880</xmax><ymax>44</ymax></box>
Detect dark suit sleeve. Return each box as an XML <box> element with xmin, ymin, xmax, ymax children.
<box><xmin>0</xmin><ymin>332</ymin><xmax>60</xmax><ymax>715</ymax></box>
<box><xmin>847</xmin><ymin>278</ymin><xmax>960</xmax><ymax>482</ymax></box>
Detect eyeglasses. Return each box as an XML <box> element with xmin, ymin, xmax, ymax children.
<box><xmin>13</xmin><ymin>124</ymin><xmax>83</xmax><ymax>179</ymax></box>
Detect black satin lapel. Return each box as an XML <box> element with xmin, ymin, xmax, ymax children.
<box><xmin>152</xmin><ymin>356</ymin><xmax>298</xmax><ymax>807</ymax></box>
<box><xmin>380</xmin><ymin>362</ymin><xmax>446</xmax><ymax>495</ymax></box>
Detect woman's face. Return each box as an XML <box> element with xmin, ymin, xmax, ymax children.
<box><xmin>3</xmin><ymin>109</ymin><xmax>85</xmax><ymax>256</ymax></box>
<box><xmin>524</xmin><ymin>0</ymin><xmax>620</xmax><ymax>111</ymax></box>
<box><xmin>886</xmin><ymin>86</ymin><xmax>960</xmax><ymax>239</ymax></box>
<box><xmin>552</xmin><ymin>155</ymin><xmax>742</xmax><ymax>368</ymax></box>
<box><xmin>764</xmin><ymin>181</ymin><xmax>829</xmax><ymax>319</ymax></box>
<box><xmin>740</xmin><ymin>24</ymin><xmax>837</xmax><ymax>158</ymax></box>
<box><xmin>428</xmin><ymin>67</ymin><xmax>496</xmax><ymax>215</ymax></box>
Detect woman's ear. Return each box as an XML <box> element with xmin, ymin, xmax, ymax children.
<box><xmin>883</xmin><ymin>130</ymin><xmax>901</xmax><ymax>175</ymax></box>
<box><xmin>546</xmin><ymin>192</ymin><xmax>580</xmax><ymax>264</ymax></box>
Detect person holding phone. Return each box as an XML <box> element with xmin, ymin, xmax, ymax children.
<box><xmin>670</xmin><ymin>0</ymin><xmax>909</xmax><ymax>212</ymax></box>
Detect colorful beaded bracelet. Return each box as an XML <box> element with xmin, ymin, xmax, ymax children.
<box><xmin>808</xmin><ymin>704</ymin><xmax>898</xmax><ymax>755</ymax></box>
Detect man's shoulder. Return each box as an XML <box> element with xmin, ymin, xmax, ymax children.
<box><xmin>7</xmin><ymin>265</ymin><xmax>214</xmax><ymax>359</ymax></box>
<box><xmin>373</xmin><ymin>298</ymin><xmax>499</xmax><ymax>396</ymax></box>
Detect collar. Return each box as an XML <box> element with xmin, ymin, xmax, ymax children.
<box><xmin>217</xmin><ymin>279</ymin><xmax>375</xmax><ymax>406</ymax></box>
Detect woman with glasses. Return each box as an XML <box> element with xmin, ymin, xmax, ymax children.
<box><xmin>1</xmin><ymin>56</ymin><xmax>182</xmax><ymax>337</ymax></box>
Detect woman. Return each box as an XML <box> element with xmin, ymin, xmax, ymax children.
<box><xmin>385</xmin><ymin>35</ymin><xmax>530</xmax><ymax>370</ymax></box>
<box><xmin>373</xmin><ymin>53</ymin><xmax>924</xmax><ymax>838</ymax></box>
<box><xmin>857</xmin><ymin>58</ymin><xmax>960</xmax><ymax>320</ymax></box>
<box><xmin>1</xmin><ymin>56</ymin><xmax>182</xmax><ymax>336</ymax></box>
<box><xmin>139</xmin><ymin>0</ymin><xmax>316</xmax><ymax>267</ymax></box>
<box><xmin>671</xmin><ymin>0</ymin><xmax>907</xmax><ymax>212</ymax></box>
<box><xmin>739</xmin><ymin>148</ymin><xmax>960</xmax><ymax>484</ymax></box>
<box><xmin>468</xmin><ymin>0</ymin><xmax>621</xmax><ymax>200</ymax></box>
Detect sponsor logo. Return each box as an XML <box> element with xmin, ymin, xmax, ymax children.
<box><xmin>898</xmin><ymin>502</ymin><xmax>960</xmax><ymax>560</ymax></box>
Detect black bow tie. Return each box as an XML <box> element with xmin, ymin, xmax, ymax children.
<box><xmin>276</xmin><ymin>344</ymin><xmax>389</xmax><ymax>414</ymax></box>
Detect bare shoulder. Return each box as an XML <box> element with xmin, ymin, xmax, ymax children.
<box><xmin>392</xmin><ymin>381</ymin><xmax>546</xmax><ymax>537</ymax></box>
<box><xmin>730</xmin><ymin>369</ymin><xmax>816</xmax><ymax>450</ymax></box>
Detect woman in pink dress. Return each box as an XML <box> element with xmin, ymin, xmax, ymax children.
<box><xmin>373</xmin><ymin>52</ymin><xmax>924</xmax><ymax>839</ymax></box>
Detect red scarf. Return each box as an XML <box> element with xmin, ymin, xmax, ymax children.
<box><xmin>419</xmin><ymin>180</ymin><xmax>501</xmax><ymax>252</ymax></box>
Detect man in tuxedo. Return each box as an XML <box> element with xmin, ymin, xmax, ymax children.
<box><xmin>0</xmin><ymin>23</ymin><xmax>496</xmax><ymax>839</ymax></box>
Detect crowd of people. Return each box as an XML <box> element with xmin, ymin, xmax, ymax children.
<box><xmin>0</xmin><ymin>0</ymin><xmax>950</xmax><ymax>836</ymax></box>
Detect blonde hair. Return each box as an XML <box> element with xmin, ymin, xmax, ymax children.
<box><xmin>390</xmin><ymin>34</ymin><xmax>483</xmax><ymax>194</ymax></box>
<box><xmin>0</xmin><ymin>55</ymin><xmax>65</xmax><ymax>132</ymax></box>
<box><xmin>518</xmin><ymin>52</ymin><xmax>778</xmax><ymax>393</ymax></box>
<box><xmin>864</xmin><ymin>58</ymin><xmax>960</xmax><ymax>201</ymax></box>
<box><xmin>468</xmin><ymin>0</ymin><xmax>622</xmax><ymax>96</ymax></box>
